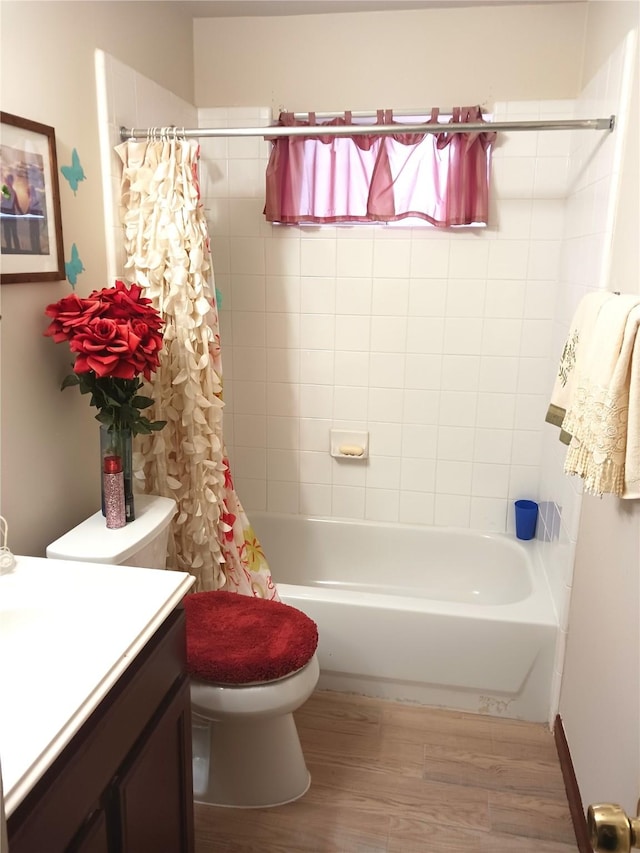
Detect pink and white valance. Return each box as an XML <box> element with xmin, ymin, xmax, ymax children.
<box><xmin>264</xmin><ymin>107</ymin><xmax>496</xmax><ymax>227</ymax></box>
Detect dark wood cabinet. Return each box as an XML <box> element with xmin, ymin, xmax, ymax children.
<box><xmin>8</xmin><ymin>608</ymin><xmax>194</xmax><ymax>853</ymax></box>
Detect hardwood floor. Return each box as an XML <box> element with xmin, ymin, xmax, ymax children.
<box><xmin>194</xmin><ymin>690</ymin><xmax>577</xmax><ymax>852</ymax></box>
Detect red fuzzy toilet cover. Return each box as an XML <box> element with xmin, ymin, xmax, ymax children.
<box><xmin>184</xmin><ymin>591</ymin><xmax>319</xmax><ymax>685</ymax></box>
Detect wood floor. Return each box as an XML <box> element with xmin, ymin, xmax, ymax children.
<box><xmin>194</xmin><ymin>690</ymin><xmax>577</xmax><ymax>852</ymax></box>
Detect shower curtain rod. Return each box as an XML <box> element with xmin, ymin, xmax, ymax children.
<box><xmin>119</xmin><ymin>115</ymin><xmax>615</xmax><ymax>142</ymax></box>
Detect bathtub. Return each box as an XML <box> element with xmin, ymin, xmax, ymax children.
<box><xmin>251</xmin><ymin>512</ymin><xmax>558</xmax><ymax>722</ymax></box>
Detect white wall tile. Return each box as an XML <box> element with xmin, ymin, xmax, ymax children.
<box><xmin>410</xmin><ymin>240</ymin><xmax>450</xmax><ymax>278</ymax></box>
<box><xmin>335</xmin><ymin>314</ymin><xmax>370</xmax><ymax>350</ymax></box>
<box><xmin>334</xmin><ymin>350</ymin><xmax>370</xmax><ymax>386</ymax></box>
<box><xmin>371</xmin><ymin>316</ymin><xmax>408</xmax><ymax>352</ymax></box>
<box><xmin>372</xmin><ymin>278</ymin><xmax>410</xmax><ymax>315</ymax></box>
<box><xmin>265</xmin><ymin>276</ymin><xmax>301</xmax><ymax>313</ymax></box>
<box><xmin>373</xmin><ymin>239</ymin><xmax>411</xmax><ymax>278</ymax></box>
<box><xmin>369</xmin><ymin>352</ymin><xmax>406</xmax><ymax>388</ymax></box>
<box><xmin>402</xmin><ymin>424</ymin><xmax>438</xmax><ymax>458</ymax></box>
<box><xmin>405</xmin><ymin>354</ymin><xmax>442</xmax><ymax>390</ymax></box>
<box><xmin>267</xmin><ymin>480</ymin><xmax>299</xmax><ymax>514</ymax></box>
<box><xmin>265</xmin><ymin>237</ymin><xmax>300</xmax><ymax>277</ymax></box>
<box><xmin>441</xmin><ymin>355</ymin><xmax>480</xmax><ymax>391</ymax></box>
<box><xmin>488</xmin><ymin>240</ymin><xmax>530</xmax><ymax>279</ymax></box>
<box><xmin>332</xmin><ymin>485</ymin><xmax>366</xmax><ymax>518</ymax></box>
<box><xmin>267</xmin><ymin>415</ymin><xmax>299</xmax><ymax>450</ymax></box>
<box><xmin>300</xmin><ymin>314</ymin><xmax>335</xmax><ymax>349</ymax></box>
<box><xmin>267</xmin><ymin>448</ymin><xmax>300</xmax><ymax>482</ymax></box>
<box><xmin>334</xmin><ymin>385</ymin><xmax>369</xmax><ymax>420</ymax></box>
<box><xmin>231</xmin><ymin>274</ymin><xmax>266</xmax><ymax>311</ymax></box>
<box><xmin>399</xmin><ymin>491</ymin><xmax>435</xmax><ymax>525</ymax></box>
<box><xmin>443</xmin><ymin>318</ymin><xmax>483</xmax><ymax>355</ymax></box>
<box><xmin>478</xmin><ymin>356</ymin><xmax>519</xmax><ymax>393</ymax></box>
<box><xmin>368</xmin><ymin>422</ymin><xmax>402</xmax><ymax>456</ymax></box>
<box><xmin>299</xmin><ymin>483</ymin><xmax>332</xmax><ymax>516</ymax></box>
<box><xmin>300</xmin><ymin>349</ymin><xmax>333</xmax><ymax>384</ymax></box>
<box><xmin>446</xmin><ymin>279</ymin><xmax>487</xmax><ymax>317</ymax></box>
<box><xmin>434</xmin><ymin>494</ymin><xmax>470</xmax><ymax>527</ymax></box>
<box><xmin>335</xmin><ymin>277</ymin><xmax>373</xmax><ymax>314</ymax></box>
<box><xmin>364</xmin><ymin>489</ymin><xmax>400</xmax><ymax>522</ymax></box>
<box><xmin>366</xmin><ymin>456</ymin><xmax>402</xmax><ymax>489</ymax></box>
<box><xmin>408</xmin><ymin>278</ymin><xmax>447</xmax><ymax>319</ymax></box>
<box><xmin>400</xmin><ymin>458</ymin><xmax>436</xmax><ymax>492</ymax></box>
<box><xmin>484</xmin><ymin>280</ymin><xmax>526</xmax><ymax>318</ymax></box>
<box><xmin>301</xmin><ymin>239</ymin><xmax>337</xmax><ymax>277</ymax></box>
<box><xmin>437</xmin><ymin>426</ymin><xmax>475</xmax><ymax>462</ymax></box>
<box><xmin>337</xmin><ymin>239</ymin><xmax>374</xmax><ymax>278</ymax></box>
<box><xmin>301</xmin><ymin>277</ymin><xmax>336</xmax><ymax>313</ymax></box>
<box><xmin>299</xmin><ymin>383</ymin><xmax>333</xmax><ymax>418</ymax></box>
<box><xmin>448</xmin><ymin>240</ymin><xmax>489</xmax><ymax>278</ymax></box>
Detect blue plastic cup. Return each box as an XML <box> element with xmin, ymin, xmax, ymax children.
<box><xmin>514</xmin><ymin>499</ymin><xmax>538</xmax><ymax>540</ymax></box>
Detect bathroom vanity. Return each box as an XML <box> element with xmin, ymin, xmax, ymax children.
<box><xmin>1</xmin><ymin>556</ymin><xmax>195</xmax><ymax>853</ymax></box>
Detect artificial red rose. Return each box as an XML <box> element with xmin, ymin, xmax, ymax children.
<box><xmin>44</xmin><ymin>280</ymin><xmax>167</xmax><ymax>435</ymax></box>
<box><xmin>70</xmin><ymin>318</ymin><xmax>142</xmax><ymax>379</ymax></box>
<box><xmin>93</xmin><ymin>280</ymin><xmax>162</xmax><ymax>329</ymax></box>
<box><xmin>129</xmin><ymin>319</ymin><xmax>163</xmax><ymax>379</ymax></box>
<box><xmin>43</xmin><ymin>294</ymin><xmax>102</xmax><ymax>342</ymax></box>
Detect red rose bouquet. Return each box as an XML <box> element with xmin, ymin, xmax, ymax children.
<box><xmin>44</xmin><ymin>280</ymin><xmax>166</xmax><ymax>435</ymax></box>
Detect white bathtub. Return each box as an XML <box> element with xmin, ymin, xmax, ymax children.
<box><xmin>251</xmin><ymin>512</ymin><xmax>558</xmax><ymax>722</ymax></box>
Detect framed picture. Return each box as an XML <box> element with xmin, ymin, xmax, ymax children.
<box><xmin>1</xmin><ymin>111</ymin><xmax>65</xmax><ymax>284</ymax></box>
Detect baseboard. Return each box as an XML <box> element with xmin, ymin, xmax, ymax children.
<box><xmin>554</xmin><ymin>713</ymin><xmax>593</xmax><ymax>853</ymax></box>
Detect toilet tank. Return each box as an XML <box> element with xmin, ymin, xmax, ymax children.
<box><xmin>46</xmin><ymin>495</ymin><xmax>177</xmax><ymax>569</ymax></box>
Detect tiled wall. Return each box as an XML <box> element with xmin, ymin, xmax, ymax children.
<box><xmin>95</xmin><ymin>50</ymin><xmax>198</xmax><ymax>286</ymax></box>
<box><xmin>98</xmin><ymin>53</ymin><xmax>631</xmax><ymax>725</ymax></box>
<box><xmin>199</xmin><ymin>102</ymin><xmax>575</xmax><ymax>532</ymax></box>
<box><xmin>536</xmin><ymin>32</ymin><xmax>636</xmax><ymax>718</ymax></box>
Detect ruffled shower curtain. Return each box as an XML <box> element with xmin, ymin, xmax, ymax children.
<box><xmin>115</xmin><ymin>137</ymin><xmax>276</xmax><ymax>599</ymax></box>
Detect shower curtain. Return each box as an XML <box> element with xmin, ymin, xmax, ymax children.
<box><xmin>115</xmin><ymin>136</ymin><xmax>276</xmax><ymax>598</ymax></box>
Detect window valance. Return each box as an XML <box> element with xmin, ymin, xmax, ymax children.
<box><xmin>264</xmin><ymin>107</ymin><xmax>497</xmax><ymax>227</ymax></box>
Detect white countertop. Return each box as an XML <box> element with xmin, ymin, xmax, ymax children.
<box><xmin>0</xmin><ymin>555</ymin><xmax>195</xmax><ymax>818</ymax></box>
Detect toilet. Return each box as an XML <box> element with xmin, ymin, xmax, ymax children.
<box><xmin>186</xmin><ymin>590</ymin><xmax>319</xmax><ymax>808</ymax></box>
<box><xmin>46</xmin><ymin>495</ymin><xmax>320</xmax><ymax>809</ymax></box>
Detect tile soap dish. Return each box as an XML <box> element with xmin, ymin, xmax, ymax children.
<box><xmin>330</xmin><ymin>430</ymin><xmax>369</xmax><ymax>460</ymax></box>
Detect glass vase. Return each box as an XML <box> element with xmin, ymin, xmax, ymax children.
<box><xmin>100</xmin><ymin>424</ymin><xmax>135</xmax><ymax>522</ymax></box>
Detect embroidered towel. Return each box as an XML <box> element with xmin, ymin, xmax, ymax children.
<box><xmin>562</xmin><ymin>296</ymin><xmax>640</xmax><ymax>497</ymax></box>
<box><xmin>545</xmin><ymin>291</ymin><xmax>615</xmax><ymax>444</ymax></box>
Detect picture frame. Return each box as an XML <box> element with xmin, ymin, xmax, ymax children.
<box><xmin>1</xmin><ymin>111</ymin><xmax>65</xmax><ymax>284</ymax></box>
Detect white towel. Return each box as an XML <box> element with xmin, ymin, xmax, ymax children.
<box><xmin>562</xmin><ymin>295</ymin><xmax>640</xmax><ymax>497</ymax></box>
<box><xmin>545</xmin><ymin>291</ymin><xmax>615</xmax><ymax>445</ymax></box>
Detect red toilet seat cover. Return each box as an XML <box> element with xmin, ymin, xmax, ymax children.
<box><xmin>184</xmin><ymin>591</ymin><xmax>319</xmax><ymax>685</ymax></box>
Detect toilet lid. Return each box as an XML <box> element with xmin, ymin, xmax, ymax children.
<box><xmin>183</xmin><ymin>591</ymin><xmax>319</xmax><ymax>685</ymax></box>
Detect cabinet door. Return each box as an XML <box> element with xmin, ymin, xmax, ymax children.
<box><xmin>67</xmin><ymin>808</ymin><xmax>110</xmax><ymax>853</ymax></box>
<box><xmin>114</xmin><ymin>677</ymin><xmax>194</xmax><ymax>853</ymax></box>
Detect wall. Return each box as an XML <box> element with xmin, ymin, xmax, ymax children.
<box><xmin>540</xmin><ymin>11</ymin><xmax>638</xmax><ymax>729</ymax></box>
<box><xmin>558</xmin><ymin>1</ymin><xmax>639</xmax><ymax>817</ymax></box>
<box><xmin>199</xmin><ymin>101</ymin><xmax>572</xmax><ymax>537</ymax></box>
<box><xmin>0</xmin><ymin>1</ymin><xmax>195</xmax><ymax>555</ymax></box>
<box><xmin>193</xmin><ymin>3</ymin><xmax>586</xmax><ymax>110</ymax></box>
<box><xmin>192</xmin><ymin>4</ymin><xmax>587</xmax><ymax>537</ymax></box>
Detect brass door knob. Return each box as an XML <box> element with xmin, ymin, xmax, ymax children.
<box><xmin>587</xmin><ymin>803</ymin><xmax>640</xmax><ymax>852</ymax></box>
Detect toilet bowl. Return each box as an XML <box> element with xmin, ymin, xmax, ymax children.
<box><xmin>46</xmin><ymin>498</ymin><xmax>320</xmax><ymax>809</ymax></box>
<box><xmin>185</xmin><ymin>590</ymin><xmax>319</xmax><ymax>808</ymax></box>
